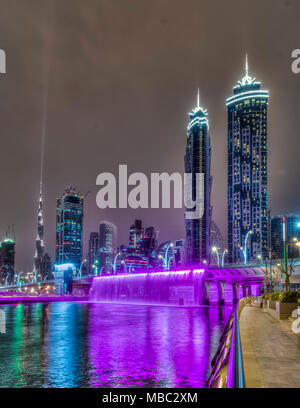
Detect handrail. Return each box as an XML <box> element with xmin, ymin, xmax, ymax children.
<box><xmin>207</xmin><ymin>297</ymin><xmax>249</xmax><ymax>388</ymax></box>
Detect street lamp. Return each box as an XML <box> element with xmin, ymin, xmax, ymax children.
<box><xmin>212</xmin><ymin>246</ymin><xmax>220</xmax><ymax>267</ymax></box>
<box><xmin>241</xmin><ymin>230</ymin><xmax>252</xmax><ymax>265</ymax></box>
<box><xmin>164</xmin><ymin>242</ymin><xmax>174</xmax><ymax>270</ymax></box>
<box><xmin>292</xmin><ymin>237</ymin><xmax>300</xmax><ymax>257</ymax></box>
<box><xmin>112</xmin><ymin>253</ymin><xmax>123</xmax><ymax>274</ymax></box>
<box><xmin>256</xmin><ymin>254</ymin><xmax>262</xmax><ymax>267</ymax></box>
<box><xmin>79</xmin><ymin>259</ymin><xmax>87</xmax><ymax>278</ymax></box>
<box><xmin>221</xmin><ymin>249</ymin><xmax>228</xmax><ymax>267</ymax></box>
<box><xmin>33</xmin><ymin>268</ymin><xmax>39</xmax><ymax>284</ymax></box>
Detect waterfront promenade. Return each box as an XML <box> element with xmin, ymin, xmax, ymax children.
<box><xmin>240</xmin><ymin>305</ymin><xmax>300</xmax><ymax>388</ymax></box>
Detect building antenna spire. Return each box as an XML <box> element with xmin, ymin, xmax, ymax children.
<box><xmin>197</xmin><ymin>88</ymin><xmax>200</xmax><ymax>107</ymax></box>
<box><xmin>245</xmin><ymin>54</ymin><xmax>248</xmax><ymax>77</ymax></box>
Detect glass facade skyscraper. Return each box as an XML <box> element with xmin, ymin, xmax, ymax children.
<box><xmin>88</xmin><ymin>232</ymin><xmax>99</xmax><ymax>274</ymax></box>
<box><xmin>184</xmin><ymin>91</ymin><xmax>212</xmax><ymax>265</ymax></box>
<box><xmin>55</xmin><ymin>186</ymin><xmax>83</xmax><ymax>271</ymax></box>
<box><xmin>0</xmin><ymin>239</ymin><xmax>15</xmax><ymax>285</ymax></box>
<box><xmin>99</xmin><ymin>221</ymin><xmax>117</xmax><ymax>274</ymax></box>
<box><xmin>129</xmin><ymin>219</ymin><xmax>143</xmax><ymax>250</ymax></box>
<box><xmin>227</xmin><ymin>57</ymin><xmax>269</xmax><ymax>263</ymax></box>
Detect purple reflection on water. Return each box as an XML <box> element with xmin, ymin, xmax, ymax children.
<box><xmin>0</xmin><ymin>301</ymin><xmax>233</xmax><ymax>388</ymax></box>
<box><xmin>87</xmin><ymin>303</ymin><xmax>232</xmax><ymax>388</ymax></box>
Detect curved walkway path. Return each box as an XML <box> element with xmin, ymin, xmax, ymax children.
<box><xmin>239</xmin><ymin>305</ymin><xmax>300</xmax><ymax>387</ymax></box>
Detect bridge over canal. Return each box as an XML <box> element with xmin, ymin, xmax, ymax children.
<box><xmin>90</xmin><ymin>266</ymin><xmax>264</xmax><ymax>306</ymax></box>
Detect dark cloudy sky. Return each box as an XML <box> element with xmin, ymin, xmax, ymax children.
<box><xmin>0</xmin><ymin>0</ymin><xmax>299</xmax><ymax>272</ymax></box>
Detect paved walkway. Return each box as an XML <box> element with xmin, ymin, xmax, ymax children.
<box><xmin>239</xmin><ymin>305</ymin><xmax>300</xmax><ymax>388</ymax></box>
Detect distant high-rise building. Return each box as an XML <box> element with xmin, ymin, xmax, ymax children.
<box><xmin>40</xmin><ymin>252</ymin><xmax>52</xmax><ymax>280</ymax></box>
<box><xmin>142</xmin><ymin>226</ymin><xmax>157</xmax><ymax>263</ymax></box>
<box><xmin>34</xmin><ymin>184</ymin><xmax>45</xmax><ymax>277</ymax></box>
<box><xmin>184</xmin><ymin>90</ymin><xmax>212</xmax><ymax>265</ymax></box>
<box><xmin>99</xmin><ymin>221</ymin><xmax>117</xmax><ymax>274</ymax></box>
<box><xmin>116</xmin><ymin>220</ymin><xmax>157</xmax><ymax>273</ymax></box>
<box><xmin>33</xmin><ymin>187</ymin><xmax>52</xmax><ymax>281</ymax></box>
<box><xmin>55</xmin><ymin>186</ymin><xmax>83</xmax><ymax>272</ymax></box>
<box><xmin>88</xmin><ymin>232</ymin><xmax>99</xmax><ymax>273</ymax></box>
<box><xmin>0</xmin><ymin>239</ymin><xmax>15</xmax><ymax>285</ymax></box>
<box><xmin>227</xmin><ymin>56</ymin><xmax>269</xmax><ymax>263</ymax></box>
<box><xmin>129</xmin><ymin>219</ymin><xmax>143</xmax><ymax>250</ymax></box>
<box><xmin>271</xmin><ymin>214</ymin><xmax>300</xmax><ymax>259</ymax></box>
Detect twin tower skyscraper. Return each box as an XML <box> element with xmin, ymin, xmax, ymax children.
<box><xmin>185</xmin><ymin>57</ymin><xmax>269</xmax><ymax>265</ymax></box>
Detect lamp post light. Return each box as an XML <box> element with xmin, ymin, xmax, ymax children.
<box><xmin>112</xmin><ymin>253</ymin><xmax>122</xmax><ymax>275</ymax></box>
<box><xmin>212</xmin><ymin>246</ymin><xmax>220</xmax><ymax>267</ymax></box>
<box><xmin>79</xmin><ymin>259</ymin><xmax>87</xmax><ymax>278</ymax></box>
<box><xmin>167</xmin><ymin>256</ymin><xmax>174</xmax><ymax>270</ymax></box>
<box><xmin>293</xmin><ymin>237</ymin><xmax>300</xmax><ymax>257</ymax></box>
<box><xmin>241</xmin><ymin>230</ymin><xmax>253</xmax><ymax>265</ymax></box>
<box><xmin>33</xmin><ymin>268</ymin><xmax>39</xmax><ymax>284</ymax></box>
<box><xmin>164</xmin><ymin>242</ymin><xmax>174</xmax><ymax>270</ymax></box>
<box><xmin>221</xmin><ymin>249</ymin><xmax>228</xmax><ymax>267</ymax></box>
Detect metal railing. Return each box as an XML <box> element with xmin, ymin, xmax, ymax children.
<box><xmin>207</xmin><ymin>297</ymin><xmax>249</xmax><ymax>388</ymax></box>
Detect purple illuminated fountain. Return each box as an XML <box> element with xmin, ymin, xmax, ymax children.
<box><xmin>91</xmin><ymin>269</ymin><xmax>205</xmax><ymax>306</ymax></box>
<box><xmin>90</xmin><ymin>266</ymin><xmax>263</xmax><ymax>306</ymax></box>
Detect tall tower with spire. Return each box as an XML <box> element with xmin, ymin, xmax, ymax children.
<box><xmin>34</xmin><ymin>182</ymin><xmax>45</xmax><ymax>277</ymax></box>
<box><xmin>184</xmin><ymin>90</ymin><xmax>212</xmax><ymax>265</ymax></box>
<box><xmin>227</xmin><ymin>56</ymin><xmax>269</xmax><ymax>263</ymax></box>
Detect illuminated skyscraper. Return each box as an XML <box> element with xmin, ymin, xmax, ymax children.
<box><xmin>227</xmin><ymin>56</ymin><xmax>269</xmax><ymax>263</ymax></box>
<box><xmin>142</xmin><ymin>226</ymin><xmax>157</xmax><ymax>266</ymax></box>
<box><xmin>129</xmin><ymin>219</ymin><xmax>143</xmax><ymax>250</ymax></box>
<box><xmin>116</xmin><ymin>220</ymin><xmax>157</xmax><ymax>273</ymax></box>
<box><xmin>55</xmin><ymin>186</ymin><xmax>83</xmax><ymax>271</ymax></box>
<box><xmin>184</xmin><ymin>90</ymin><xmax>212</xmax><ymax>265</ymax></box>
<box><xmin>98</xmin><ymin>221</ymin><xmax>117</xmax><ymax>274</ymax></box>
<box><xmin>33</xmin><ymin>184</ymin><xmax>45</xmax><ymax>276</ymax></box>
<box><xmin>88</xmin><ymin>232</ymin><xmax>99</xmax><ymax>274</ymax></box>
<box><xmin>0</xmin><ymin>239</ymin><xmax>15</xmax><ymax>285</ymax></box>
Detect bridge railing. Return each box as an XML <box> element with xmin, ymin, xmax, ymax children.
<box><xmin>207</xmin><ymin>297</ymin><xmax>249</xmax><ymax>388</ymax></box>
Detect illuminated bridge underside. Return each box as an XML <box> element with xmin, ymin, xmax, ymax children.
<box><xmin>91</xmin><ymin>267</ymin><xmax>264</xmax><ymax>306</ymax></box>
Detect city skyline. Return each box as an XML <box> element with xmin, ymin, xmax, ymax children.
<box><xmin>0</xmin><ymin>0</ymin><xmax>299</xmax><ymax>271</ymax></box>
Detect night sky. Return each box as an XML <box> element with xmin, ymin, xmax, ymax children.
<box><xmin>0</xmin><ymin>0</ymin><xmax>299</xmax><ymax>272</ymax></box>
